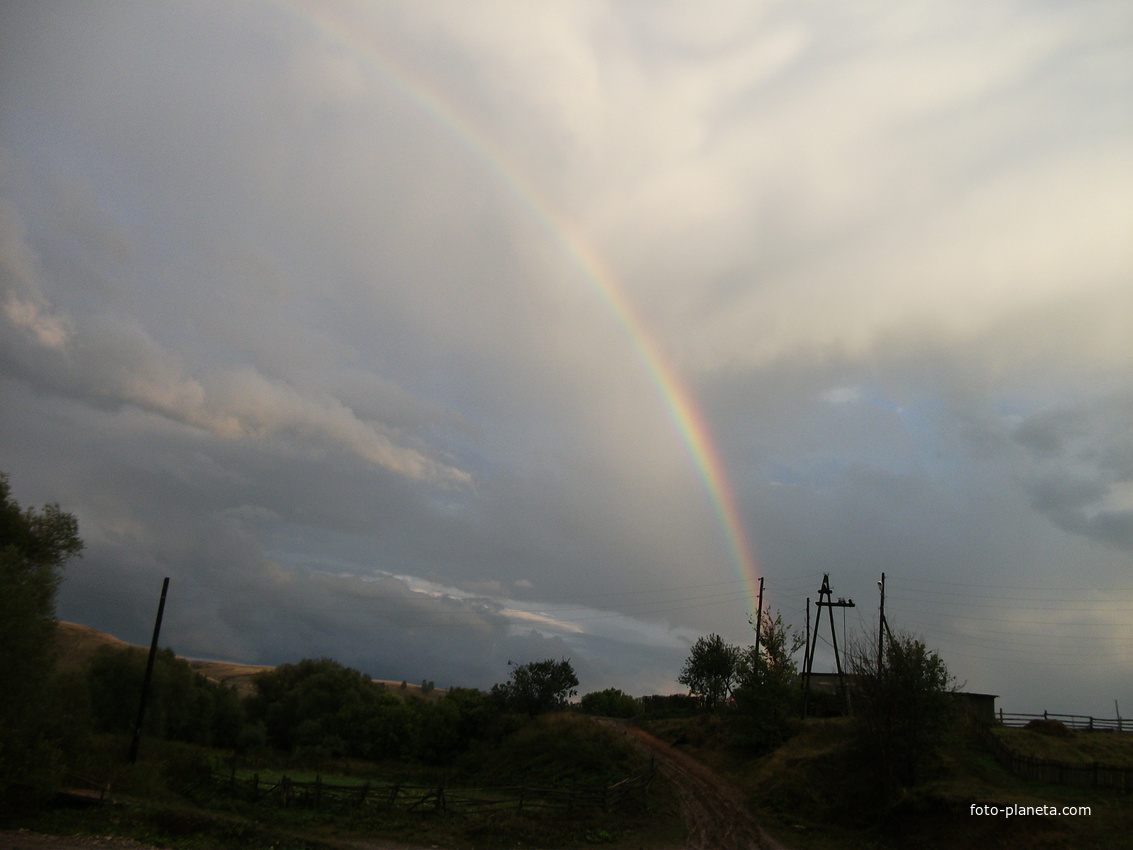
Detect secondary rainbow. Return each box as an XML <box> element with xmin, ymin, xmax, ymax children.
<box><xmin>278</xmin><ymin>0</ymin><xmax>761</xmax><ymax>611</ymax></box>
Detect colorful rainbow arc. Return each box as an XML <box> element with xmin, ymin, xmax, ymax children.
<box><xmin>278</xmin><ymin>0</ymin><xmax>761</xmax><ymax>613</ymax></box>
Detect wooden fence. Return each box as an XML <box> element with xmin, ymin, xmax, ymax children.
<box><xmin>997</xmin><ymin>710</ymin><xmax>1128</xmax><ymax>733</ymax></box>
<box><xmin>975</xmin><ymin>723</ymin><xmax>1132</xmax><ymax>793</ymax></box>
<box><xmin>213</xmin><ymin>761</ymin><xmax>655</xmax><ymax>815</ymax></box>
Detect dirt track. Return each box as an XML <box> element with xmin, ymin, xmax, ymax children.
<box><xmin>0</xmin><ymin>832</ymin><xmax>157</xmax><ymax>850</ymax></box>
<box><xmin>616</xmin><ymin>724</ymin><xmax>790</xmax><ymax>850</ymax></box>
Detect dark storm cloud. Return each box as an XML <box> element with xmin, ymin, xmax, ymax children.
<box><xmin>1012</xmin><ymin>394</ymin><xmax>1133</xmax><ymax>551</ymax></box>
<box><xmin>2</xmin><ymin>0</ymin><xmax>1132</xmax><ymax>711</ymax></box>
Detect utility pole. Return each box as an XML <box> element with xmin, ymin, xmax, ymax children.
<box><xmin>129</xmin><ymin>576</ymin><xmax>170</xmax><ymax>764</ymax></box>
<box><xmin>802</xmin><ymin>574</ymin><xmax>855</xmax><ymax>717</ymax></box>
<box><xmin>876</xmin><ymin>572</ymin><xmax>893</xmax><ymax>676</ymax></box>
<box><xmin>877</xmin><ymin>572</ymin><xmax>886</xmax><ymax>677</ymax></box>
<box><xmin>754</xmin><ymin>576</ymin><xmax>765</xmax><ymax>670</ymax></box>
<box><xmin>803</xmin><ymin>597</ymin><xmax>810</xmax><ymax>695</ymax></box>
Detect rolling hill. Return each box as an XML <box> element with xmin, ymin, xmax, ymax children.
<box><xmin>54</xmin><ymin>621</ymin><xmax>444</xmax><ymax>700</ymax></box>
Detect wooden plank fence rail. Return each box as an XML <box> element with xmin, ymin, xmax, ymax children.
<box><xmin>214</xmin><ymin>764</ymin><xmax>655</xmax><ymax>815</ymax></box>
<box><xmin>975</xmin><ymin>723</ymin><xmax>1132</xmax><ymax>793</ymax></box>
<box><xmin>997</xmin><ymin>710</ymin><xmax>1128</xmax><ymax>732</ymax></box>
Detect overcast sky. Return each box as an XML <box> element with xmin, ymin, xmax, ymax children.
<box><xmin>2</xmin><ymin>0</ymin><xmax>1131</xmax><ymax>713</ymax></box>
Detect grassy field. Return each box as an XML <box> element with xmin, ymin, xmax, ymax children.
<box><xmin>15</xmin><ymin>717</ymin><xmax>683</xmax><ymax>850</ymax></box>
<box><xmin>639</xmin><ymin>714</ymin><xmax>1133</xmax><ymax>850</ymax></box>
<box><xmin>991</xmin><ymin>725</ymin><xmax>1133</xmax><ymax>767</ymax></box>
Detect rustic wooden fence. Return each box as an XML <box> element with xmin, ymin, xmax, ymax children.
<box><xmin>214</xmin><ymin>761</ymin><xmax>655</xmax><ymax>815</ymax></box>
<box><xmin>975</xmin><ymin>723</ymin><xmax>1132</xmax><ymax>793</ymax></box>
<box><xmin>997</xmin><ymin>710</ymin><xmax>1128</xmax><ymax>732</ymax></box>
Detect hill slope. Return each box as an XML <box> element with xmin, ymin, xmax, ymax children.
<box><xmin>54</xmin><ymin>621</ymin><xmax>444</xmax><ymax>700</ymax></box>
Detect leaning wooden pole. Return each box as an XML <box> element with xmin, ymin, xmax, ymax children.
<box><xmin>129</xmin><ymin>576</ymin><xmax>170</xmax><ymax>764</ymax></box>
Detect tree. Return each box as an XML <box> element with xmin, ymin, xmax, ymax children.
<box><xmin>579</xmin><ymin>688</ymin><xmax>641</xmax><ymax>718</ymax></box>
<box><xmin>847</xmin><ymin>632</ymin><xmax>957</xmax><ymax>796</ymax></box>
<box><xmin>491</xmin><ymin>658</ymin><xmax>579</xmax><ymax>716</ymax></box>
<box><xmin>0</xmin><ymin>472</ymin><xmax>83</xmax><ymax>804</ymax></box>
<box><xmin>246</xmin><ymin>657</ymin><xmax>383</xmax><ymax>755</ymax></box>
<box><xmin>678</xmin><ymin>634</ymin><xmax>740</xmax><ymax>710</ymax></box>
<box><xmin>85</xmin><ymin>645</ymin><xmax>243</xmax><ymax>748</ymax></box>
<box><xmin>732</xmin><ymin>608</ymin><xmax>804</xmax><ymax>749</ymax></box>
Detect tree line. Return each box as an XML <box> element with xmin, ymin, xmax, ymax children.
<box><xmin>2</xmin><ymin>469</ymin><xmax>957</xmax><ymax>812</ymax></box>
<box><xmin>0</xmin><ymin>471</ymin><xmax>638</xmax><ymax>808</ymax></box>
<box><xmin>675</xmin><ymin>599</ymin><xmax>958</xmax><ymax>800</ymax></box>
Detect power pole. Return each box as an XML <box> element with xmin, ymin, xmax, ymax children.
<box><xmin>877</xmin><ymin>572</ymin><xmax>885</xmax><ymax>677</ymax></box>
<box><xmin>754</xmin><ymin>576</ymin><xmax>765</xmax><ymax>669</ymax></box>
<box><xmin>876</xmin><ymin>572</ymin><xmax>893</xmax><ymax>676</ymax></box>
<box><xmin>802</xmin><ymin>574</ymin><xmax>855</xmax><ymax>717</ymax></box>
<box><xmin>803</xmin><ymin>597</ymin><xmax>810</xmax><ymax>694</ymax></box>
<box><xmin>129</xmin><ymin>576</ymin><xmax>170</xmax><ymax>764</ymax></box>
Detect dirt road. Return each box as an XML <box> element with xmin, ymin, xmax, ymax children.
<box><xmin>616</xmin><ymin>724</ymin><xmax>790</xmax><ymax>850</ymax></box>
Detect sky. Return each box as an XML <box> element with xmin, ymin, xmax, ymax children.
<box><xmin>1</xmin><ymin>0</ymin><xmax>1131</xmax><ymax>714</ymax></box>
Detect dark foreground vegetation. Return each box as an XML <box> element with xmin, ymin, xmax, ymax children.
<box><xmin>5</xmin><ymin>472</ymin><xmax>1132</xmax><ymax>849</ymax></box>
<box><xmin>0</xmin><ymin>473</ymin><xmax>681</xmax><ymax>848</ymax></box>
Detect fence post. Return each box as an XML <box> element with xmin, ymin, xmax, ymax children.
<box><xmin>359</xmin><ymin>781</ymin><xmax>369</xmax><ymax>807</ymax></box>
<box><xmin>435</xmin><ymin>786</ymin><xmax>445</xmax><ymax>811</ymax></box>
<box><xmin>315</xmin><ymin>775</ymin><xmax>321</xmax><ymax>809</ymax></box>
<box><xmin>252</xmin><ymin>773</ymin><xmax>259</xmax><ymax>799</ymax></box>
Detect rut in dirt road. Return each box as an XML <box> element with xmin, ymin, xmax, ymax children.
<box><xmin>616</xmin><ymin>724</ymin><xmax>790</xmax><ymax>850</ymax></box>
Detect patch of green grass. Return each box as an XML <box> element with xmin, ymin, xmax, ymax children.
<box><xmin>10</xmin><ymin>714</ymin><xmax>684</xmax><ymax>850</ymax></box>
<box><xmin>457</xmin><ymin>713</ymin><xmax>652</xmax><ymax>787</ymax></box>
<box><xmin>992</xmin><ymin>726</ymin><xmax>1133</xmax><ymax>767</ymax></box>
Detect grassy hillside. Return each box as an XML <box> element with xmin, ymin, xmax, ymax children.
<box><xmin>54</xmin><ymin>621</ymin><xmax>444</xmax><ymax>701</ymax></box>
<box><xmin>640</xmin><ymin>714</ymin><xmax>1133</xmax><ymax>850</ymax></box>
<box><xmin>54</xmin><ymin>622</ymin><xmax>137</xmax><ymax>673</ymax></box>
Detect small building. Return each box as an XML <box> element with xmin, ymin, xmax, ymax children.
<box><xmin>953</xmin><ymin>691</ymin><xmax>998</xmax><ymax>725</ymax></box>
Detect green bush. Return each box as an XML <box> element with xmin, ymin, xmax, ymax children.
<box><xmin>579</xmin><ymin>688</ymin><xmax>641</xmax><ymax>718</ymax></box>
<box><xmin>86</xmin><ymin>645</ymin><xmax>243</xmax><ymax>748</ymax></box>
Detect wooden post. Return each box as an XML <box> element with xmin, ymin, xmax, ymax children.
<box><xmin>128</xmin><ymin>577</ymin><xmax>170</xmax><ymax>764</ymax></box>
<box><xmin>359</xmin><ymin>781</ymin><xmax>369</xmax><ymax>807</ymax></box>
<box><xmin>754</xmin><ymin>576</ymin><xmax>765</xmax><ymax>671</ymax></box>
<box><xmin>877</xmin><ymin>572</ymin><xmax>885</xmax><ymax>677</ymax></box>
<box><xmin>315</xmin><ymin>775</ymin><xmax>321</xmax><ymax>809</ymax></box>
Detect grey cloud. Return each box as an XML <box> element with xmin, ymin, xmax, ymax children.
<box><xmin>4</xmin><ymin>0</ymin><xmax>1133</xmax><ymax>713</ymax></box>
<box><xmin>1011</xmin><ymin>394</ymin><xmax>1133</xmax><ymax>550</ymax></box>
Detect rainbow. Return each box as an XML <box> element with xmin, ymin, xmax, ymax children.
<box><xmin>275</xmin><ymin>0</ymin><xmax>761</xmax><ymax>611</ymax></box>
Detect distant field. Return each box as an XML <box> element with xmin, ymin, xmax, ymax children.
<box><xmin>54</xmin><ymin>621</ymin><xmax>445</xmax><ymax>700</ymax></box>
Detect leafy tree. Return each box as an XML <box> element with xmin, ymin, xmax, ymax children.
<box><xmin>579</xmin><ymin>687</ymin><xmax>641</xmax><ymax>718</ymax></box>
<box><xmin>678</xmin><ymin>633</ymin><xmax>740</xmax><ymax>710</ymax></box>
<box><xmin>732</xmin><ymin>608</ymin><xmax>804</xmax><ymax>750</ymax></box>
<box><xmin>86</xmin><ymin>645</ymin><xmax>243</xmax><ymax>748</ymax></box>
<box><xmin>0</xmin><ymin>473</ymin><xmax>83</xmax><ymax>804</ymax></box>
<box><xmin>491</xmin><ymin>658</ymin><xmax>579</xmax><ymax>716</ymax></box>
<box><xmin>848</xmin><ymin>632</ymin><xmax>957</xmax><ymax>796</ymax></box>
<box><xmin>246</xmin><ymin>657</ymin><xmax>382</xmax><ymax>755</ymax></box>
